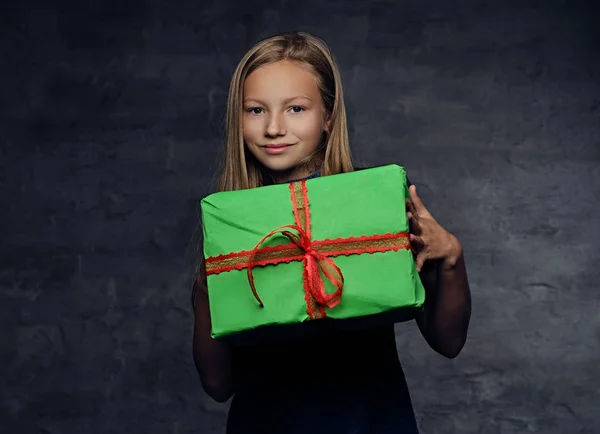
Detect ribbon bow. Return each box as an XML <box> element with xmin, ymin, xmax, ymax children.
<box><xmin>247</xmin><ymin>224</ymin><xmax>344</xmax><ymax>310</ymax></box>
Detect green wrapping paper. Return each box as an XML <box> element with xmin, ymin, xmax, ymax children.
<box><xmin>200</xmin><ymin>164</ymin><xmax>425</xmax><ymax>341</ymax></box>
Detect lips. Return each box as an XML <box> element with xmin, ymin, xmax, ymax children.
<box><xmin>261</xmin><ymin>143</ymin><xmax>294</xmax><ymax>155</ymax></box>
<box><xmin>263</xmin><ymin>143</ymin><xmax>292</xmax><ymax>148</ymax></box>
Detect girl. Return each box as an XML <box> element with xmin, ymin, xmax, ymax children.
<box><xmin>192</xmin><ymin>32</ymin><xmax>471</xmax><ymax>434</ymax></box>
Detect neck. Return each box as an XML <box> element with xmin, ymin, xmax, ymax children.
<box><xmin>265</xmin><ymin>157</ymin><xmax>323</xmax><ymax>184</ymax></box>
<box><xmin>270</xmin><ymin>167</ymin><xmax>313</xmax><ymax>184</ymax></box>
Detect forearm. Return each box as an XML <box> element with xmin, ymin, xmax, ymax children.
<box><xmin>192</xmin><ymin>274</ymin><xmax>235</xmax><ymax>402</ymax></box>
<box><xmin>418</xmin><ymin>237</ymin><xmax>471</xmax><ymax>358</ymax></box>
<box><xmin>193</xmin><ymin>328</ymin><xmax>235</xmax><ymax>402</ymax></box>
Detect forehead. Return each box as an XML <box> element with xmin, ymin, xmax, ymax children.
<box><xmin>244</xmin><ymin>60</ymin><xmax>320</xmax><ymax>99</ymax></box>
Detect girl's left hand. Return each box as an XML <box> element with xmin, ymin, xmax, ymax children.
<box><xmin>405</xmin><ymin>185</ymin><xmax>458</xmax><ymax>272</ymax></box>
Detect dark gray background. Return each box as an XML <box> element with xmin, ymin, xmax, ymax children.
<box><xmin>1</xmin><ymin>0</ymin><xmax>599</xmax><ymax>433</ymax></box>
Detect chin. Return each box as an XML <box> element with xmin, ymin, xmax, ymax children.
<box><xmin>256</xmin><ymin>157</ymin><xmax>298</xmax><ymax>173</ymax></box>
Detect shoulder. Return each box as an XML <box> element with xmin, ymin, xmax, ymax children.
<box><xmin>353</xmin><ymin>165</ymin><xmax>412</xmax><ymax>187</ymax></box>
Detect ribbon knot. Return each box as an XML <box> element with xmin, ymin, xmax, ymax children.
<box><xmin>247</xmin><ymin>223</ymin><xmax>344</xmax><ymax>312</ymax></box>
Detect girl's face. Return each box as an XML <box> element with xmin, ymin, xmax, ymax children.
<box><xmin>242</xmin><ymin>60</ymin><xmax>329</xmax><ymax>183</ymax></box>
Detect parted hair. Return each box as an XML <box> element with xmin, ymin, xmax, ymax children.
<box><xmin>216</xmin><ymin>31</ymin><xmax>355</xmax><ymax>192</ymax></box>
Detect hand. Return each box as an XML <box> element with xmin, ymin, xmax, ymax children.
<box><xmin>405</xmin><ymin>185</ymin><xmax>459</xmax><ymax>272</ymax></box>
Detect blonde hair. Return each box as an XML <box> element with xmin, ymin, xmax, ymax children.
<box><xmin>217</xmin><ymin>32</ymin><xmax>354</xmax><ymax>192</ymax></box>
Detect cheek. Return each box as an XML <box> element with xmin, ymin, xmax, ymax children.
<box><xmin>295</xmin><ymin>114</ymin><xmax>326</xmax><ymax>138</ymax></box>
<box><xmin>242</xmin><ymin>118</ymin><xmax>261</xmax><ymax>142</ymax></box>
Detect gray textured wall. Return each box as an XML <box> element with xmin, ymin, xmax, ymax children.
<box><xmin>1</xmin><ymin>1</ymin><xmax>599</xmax><ymax>433</ymax></box>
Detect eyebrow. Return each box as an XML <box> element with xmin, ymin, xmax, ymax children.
<box><xmin>243</xmin><ymin>95</ymin><xmax>312</xmax><ymax>104</ymax></box>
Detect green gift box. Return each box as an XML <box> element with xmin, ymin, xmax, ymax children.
<box><xmin>200</xmin><ymin>164</ymin><xmax>425</xmax><ymax>342</ymax></box>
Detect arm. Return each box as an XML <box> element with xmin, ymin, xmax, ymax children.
<box><xmin>405</xmin><ymin>184</ymin><xmax>471</xmax><ymax>358</ymax></box>
<box><xmin>192</xmin><ymin>259</ymin><xmax>235</xmax><ymax>402</ymax></box>
<box><xmin>415</xmin><ymin>235</ymin><xmax>471</xmax><ymax>358</ymax></box>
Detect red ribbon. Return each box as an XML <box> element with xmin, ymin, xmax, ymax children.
<box><xmin>247</xmin><ymin>223</ymin><xmax>344</xmax><ymax>310</ymax></box>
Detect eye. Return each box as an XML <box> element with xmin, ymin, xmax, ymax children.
<box><xmin>290</xmin><ymin>106</ymin><xmax>305</xmax><ymax>113</ymax></box>
<box><xmin>246</xmin><ymin>107</ymin><xmax>263</xmax><ymax>115</ymax></box>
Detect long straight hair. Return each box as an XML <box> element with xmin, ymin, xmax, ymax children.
<box><xmin>217</xmin><ymin>32</ymin><xmax>354</xmax><ymax>192</ymax></box>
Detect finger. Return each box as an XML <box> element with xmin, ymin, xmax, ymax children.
<box><xmin>406</xmin><ymin>198</ymin><xmax>421</xmax><ymax>232</ymax></box>
<box><xmin>409</xmin><ymin>233</ymin><xmax>424</xmax><ymax>246</ymax></box>
<box><xmin>415</xmin><ymin>252</ymin><xmax>426</xmax><ymax>272</ymax></box>
<box><xmin>409</xmin><ymin>234</ymin><xmax>427</xmax><ymax>272</ymax></box>
<box><xmin>407</xmin><ymin>211</ymin><xmax>421</xmax><ymax>234</ymax></box>
<box><xmin>409</xmin><ymin>185</ymin><xmax>429</xmax><ymax>216</ymax></box>
<box><xmin>409</xmin><ymin>233</ymin><xmax>425</xmax><ymax>252</ymax></box>
<box><xmin>405</xmin><ymin>198</ymin><xmax>417</xmax><ymax>215</ymax></box>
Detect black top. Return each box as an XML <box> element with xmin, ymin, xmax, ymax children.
<box><xmin>227</xmin><ymin>326</ymin><xmax>419</xmax><ymax>434</ymax></box>
<box><xmin>226</xmin><ymin>168</ymin><xmax>419</xmax><ymax>434</ymax></box>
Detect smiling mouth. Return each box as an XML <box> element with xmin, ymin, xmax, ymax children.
<box><xmin>263</xmin><ymin>143</ymin><xmax>293</xmax><ymax>148</ymax></box>
<box><xmin>261</xmin><ymin>143</ymin><xmax>294</xmax><ymax>155</ymax></box>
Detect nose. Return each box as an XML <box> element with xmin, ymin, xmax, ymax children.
<box><xmin>265</xmin><ymin>112</ymin><xmax>286</xmax><ymax>137</ymax></box>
